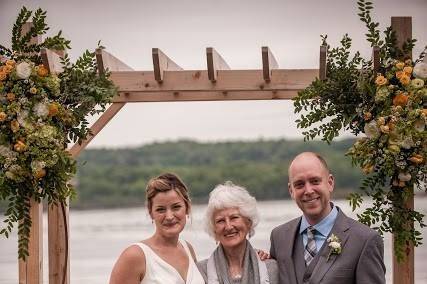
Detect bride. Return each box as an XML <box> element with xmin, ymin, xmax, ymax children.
<box><xmin>109</xmin><ymin>173</ymin><xmax>205</xmax><ymax>284</ymax></box>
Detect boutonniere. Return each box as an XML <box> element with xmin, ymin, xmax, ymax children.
<box><xmin>326</xmin><ymin>234</ymin><xmax>342</xmax><ymax>261</ymax></box>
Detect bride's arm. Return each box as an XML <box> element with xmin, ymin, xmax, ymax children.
<box><xmin>109</xmin><ymin>245</ymin><xmax>146</xmax><ymax>284</ymax></box>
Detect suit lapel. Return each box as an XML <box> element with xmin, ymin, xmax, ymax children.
<box><xmin>285</xmin><ymin>217</ymin><xmax>301</xmax><ymax>284</ymax></box>
<box><xmin>310</xmin><ymin>209</ymin><xmax>351</xmax><ymax>283</ymax></box>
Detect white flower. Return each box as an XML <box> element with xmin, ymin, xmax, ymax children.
<box><xmin>398</xmin><ymin>172</ymin><xmax>411</xmax><ymax>182</ymax></box>
<box><xmin>413</xmin><ymin>62</ymin><xmax>427</xmax><ymax>79</ymax></box>
<box><xmin>400</xmin><ymin>136</ymin><xmax>414</xmax><ymax>149</ymax></box>
<box><xmin>0</xmin><ymin>145</ymin><xmax>16</xmax><ymax>159</ymax></box>
<box><xmin>411</xmin><ymin>78</ymin><xmax>424</xmax><ymax>89</ymax></box>
<box><xmin>327</xmin><ymin>233</ymin><xmax>342</xmax><ymax>261</ymax></box>
<box><xmin>330</xmin><ymin>241</ymin><xmax>341</xmax><ymax>249</ymax></box>
<box><xmin>364</xmin><ymin>120</ymin><xmax>380</xmax><ymax>138</ymax></box>
<box><xmin>16</xmin><ymin>61</ymin><xmax>32</xmax><ymax>79</ymax></box>
<box><xmin>33</xmin><ymin>102</ymin><xmax>49</xmax><ymax>117</ymax></box>
<box><xmin>414</xmin><ymin>119</ymin><xmax>425</xmax><ymax>132</ymax></box>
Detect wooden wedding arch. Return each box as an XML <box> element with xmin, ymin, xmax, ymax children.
<box><xmin>17</xmin><ymin>17</ymin><xmax>415</xmax><ymax>284</ymax></box>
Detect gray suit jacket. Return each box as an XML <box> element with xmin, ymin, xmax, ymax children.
<box><xmin>270</xmin><ymin>208</ymin><xmax>386</xmax><ymax>284</ymax></box>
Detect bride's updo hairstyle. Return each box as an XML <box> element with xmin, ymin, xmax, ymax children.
<box><xmin>145</xmin><ymin>173</ymin><xmax>191</xmax><ymax>214</ymax></box>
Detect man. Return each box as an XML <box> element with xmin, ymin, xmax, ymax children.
<box><xmin>270</xmin><ymin>152</ymin><xmax>385</xmax><ymax>284</ymax></box>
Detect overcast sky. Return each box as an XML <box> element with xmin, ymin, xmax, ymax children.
<box><xmin>1</xmin><ymin>0</ymin><xmax>426</xmax><ymax>148</ymax></box>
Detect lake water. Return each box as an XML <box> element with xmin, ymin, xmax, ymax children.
<box><xmin>1</xmin><ymin>198</ymin><xmax>426</xmax><ymax>283</ymax></box>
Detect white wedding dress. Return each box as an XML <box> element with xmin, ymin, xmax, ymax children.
<box><xmin>134</xmin><ymin>241</ymin><xmax>205</xmax><ymax>284</ymax></box>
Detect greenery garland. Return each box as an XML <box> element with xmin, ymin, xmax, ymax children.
<box><xmin>294</xmin><ymin>0</ymin><xmax>427</xmax><ymax>261</ymax></box>
<box><xmin>0</xmin><ymin>7</ymin><xmax>117</xmax><ymax>259</ymax></box>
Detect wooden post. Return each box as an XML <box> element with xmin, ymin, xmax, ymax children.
<box><xmin>41</xmin><ymin>49</ymin><xmax>72</xmax><ymax>284</ymax></box>
<box><xmin>18</xmin><ymin>22</ymin><xmax>43</xmax><ymax>284</ymax></box>
<box><xmin>391</xmin><ymin>16</ymin><xmax>414</xmax><ymax>284</ymax></box>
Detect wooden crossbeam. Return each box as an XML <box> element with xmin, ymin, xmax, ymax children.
<box><xmin>319</xmin><ymin>45</ymin><xmax>327</xmax><ymax>80</ymax></box>
<box><xmin>206</xmin><ymin>47</ymin><xmax>230</xmax><ymax>82</ymax></box>
<box><xmin>152</xmin><ymin>48</ymin><xmax>183</xmax><ymax>82</ymax></box>
<box><xmin>41</xmin><ymin>48</ymin><xmax>65</xmax><ymax>74</ymax></box>
<box><xmin>109</xmin><ymin>69</ymin><xmax>317</xmax><ymax>93</ymax></box>
<box><xmin>262</xmin><ymin>46</ymin><xmax>278</xmax><ymax>82</ymax></box>
<box><xmin>372</xmin><ymin>46</ymin><xmax>380</xmax><ymax>72</ymax></box>
<box><xmin>69</xmin><ymin>49</ymin><xmax>134</xmax><ymax>158</ymax></box>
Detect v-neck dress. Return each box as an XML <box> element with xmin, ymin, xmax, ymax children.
<box><xmin>135</xmin><ymin>241</ymin><xmax>205</xmax><ymax>284</ymax></box>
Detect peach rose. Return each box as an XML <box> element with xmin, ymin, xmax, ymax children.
<box><xmin>37</xmin><ymin>65</ymin><xmax>49</xmax><ymax>77</ymax></box>
<box><xmin>375</xmin><ymin>75</ymin><xmax>387</xmax><ymax>86</ymax></box>
<box><xmin>393</xmin><ymin>93</ymin><xmax>408</xmax><ymax>106</ymax></box>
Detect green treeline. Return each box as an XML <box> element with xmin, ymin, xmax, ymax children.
<box><xmin>71</xmin><ymin>138</ymin><xmax>363</xmax><ymax>209</ymax></box>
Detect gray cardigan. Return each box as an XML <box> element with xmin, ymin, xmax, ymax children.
<box><xmin>197</xmin><ymin>258</ymin><xmax>279</xmax><ymax>284</ymax></box>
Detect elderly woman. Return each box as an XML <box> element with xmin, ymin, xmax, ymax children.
<box><xmin>198</xmin><ymin>181</ymin><xmax>278</xmax><ymax>284</ymax></box>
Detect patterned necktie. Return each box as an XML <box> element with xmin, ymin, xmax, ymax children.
<box><xmin>304</xmin><ymin>226</ymin><xmax>317</xmax><ymax>266</ymax></box>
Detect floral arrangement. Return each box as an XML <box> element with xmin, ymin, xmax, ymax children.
<box><xmin>326</xmin><ymin>234</ymin><xmax>342</xmax><ymax>261</ymax></box>
<box><xmin>294</xmin><ymin>0</ymin><xmax>426</xmax><ymax>261</ymax></box>
<box><xmin>0</xmin><ymin>7</ymin><xmax>117</xmax><ymax>259</ymax></box>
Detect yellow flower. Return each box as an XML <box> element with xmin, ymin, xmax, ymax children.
<box><xmin>409</xmin><ymin>154</ymin><xmax>424</xmax><ymax>164</ymax></box>
<box><xmin>37</xmin><ymin>64</ymin><xmax>49</xmax><ymax>77</ymax></box>
<box><xmin>380</xmin><ymin>125</ymin><xmax>390</xmax><ymax>133</ymax></box>
<box><xmin>377</xmin><ymin>117</ymin><xmax>385</xmax><ymax>125</ymax></box>
<box><xmin>375</xmin><ymin>75</ymin><xmax>387</xmax><ymax>86</ymax></box>
<box><xmin>388</xmin><ymin>144</ymin><xmax>400</xmax><ymax>153</ymax></box>
<box><xmin>29</xmin><ymin>87</ymin><xmax>37</xmax><ymax>94</ymax></box>
<box><xmin>364</xmin><ymin>112</ymin><xmax>372</xmax><ymax>121</ymax></box>
<box><xmin>396</xmin><ymin>62</ymin><xmax>405</xmax><ymax>70</ymax></box>
<box><xmin>4</xmin><ymin>65</ymin><xmax>13</xmax><ymax>74</ymax></box>
<box><xmin>48</xmin><ymin>102</ymin><xmax>60</xmax><ymax>117</ymax></box>
<box><xmin>396</xmin><ymin>71</ymin><xmax>405</xmax><ymax>79</ymax></box>
<box><xmin>362</xmin><ymin>164</ymin><xmax>374</xmax><ymax>174</ymax></box>
<box><xmin>34</xmin><ymin>168</ymin><xmax>46</xmax><ymax>179</ymax></box>
<box><xmin>0</xmin><ymin>111</ymin><xmax>7</xmax><ymax>122</ymax></box>
<box><xmin>399</xmin><ymin>75</ymin><xmax>411</xmax><ymax>85</ymax></box>
<box><xmin>0</xmin><ymin>72</ymin><xmax>7</xmax><ymax>81</ymax></box>
<box><xmin>5</xmin><ymin>59</ymin><xmax>15</xmax><ymax>67</ymax></box>
<box><xmin>6</xmin><ymin>92</ymin><xmax>15</xmax><ymax>102</ymax></box>
<box><xmin>403</xmin><ymin>66</ymin><xmax>413</xmax><ymax>75</ymax></box>
<box><xmin>10</xmin><ymin>120</ymin><xmax>20</xmax><ymax>132</ymax></box>
<box><xmin>393</xmin><ymin>93</ymin><xmax>408</xmax><ymax>106</ymax></box>
<box><xmin>13</xmin><ymin>140</ymin><xmax>27</xmax><ymax>152</ymax></box>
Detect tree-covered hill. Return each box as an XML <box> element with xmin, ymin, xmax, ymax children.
<box><xmin>71</xmin><ymin>138</ymin><xmax>363</xmax><ymax>209</ymax></box>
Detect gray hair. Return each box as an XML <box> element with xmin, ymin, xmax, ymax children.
<box><xmin>204</xmin><ymin>181</ymin><xmax>259</xmax><ymax>239</ymax></box>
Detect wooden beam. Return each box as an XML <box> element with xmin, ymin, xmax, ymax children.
<box><xmin>319</xmin><ymin>45</ymin><xmax>327</xmax><ymax>80</ymax></box>
<box><xmin>206</xmin><ymin>47</ymin><xmax>230</xmax><ymax>82</ymax></box>
<box><xmin>112</xmin><ymin>90</ymin><xmax>299</xmax><ymax>102</ymax></box>
<box><xmin>109</xmin><ymin>69</ymin><xmax>318</xmax><ymax>93</ymax></box>
<box><xmin>68</xmin><ymin>102</ymin><xmax>126</xmax><ymax>157</ymax></box>
<box><xmin>391</xmin><ymin>16</ymin><xmax>413</xmax><ymax>284</ymax></box>
<box><xmin>95</xmin><ymin>48</ymin><xmax>133</xmax><ymax>75</ymax></box>
<box><xmin>19</xmin><ymin>198</ymin><xmax>43</xmax><ymax>284</ymax></box>
<box><xmin>41</xmin><ymin>47</ymin><xmax>70</xmax><ymax>284</ymax></box>
<box><xmin>41</xmin><ymin>48</ymin><xmax>64</xmax><ymax>74</ymax></box>
<box><xmin>152</xmin><ymin>48</ymin><xmax>183</xmax><ymax>82</ymax></box>
<box><xmin>262</xmin><ymin>46</ymin><xmax>278</xmax><ymax>82</ymax></box>
<box><xmin>372</xmin><ymin>46</ymin><xmax>380</xmax><ymax>73</ymax></box>
<box><xmin>19</xmin><ymin>22</ymin><xmax>43</xmax><ymax>284</ymax></box>
<box><xmin>69</xmin><ymin>49</ymin><xmax>133</xmax><ymax>157</ymax></box>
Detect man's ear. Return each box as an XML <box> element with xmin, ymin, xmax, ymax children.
<box><xmin>288</xmin><ymin>183</ymin><xmax>294</xmax><ymax>198</ymax></box>
<box><xmin>328</xmin><ymin>174</ymin><xmax>335</xmax><ymax>193</ymax></box>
